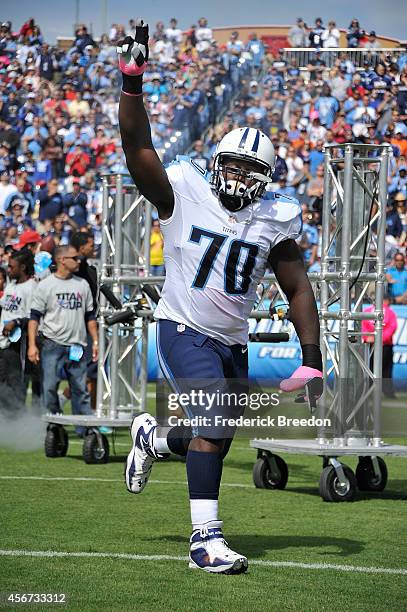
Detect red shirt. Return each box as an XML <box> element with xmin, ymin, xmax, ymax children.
<box><xmin>65</xmin><ymin>150</ymin><xmax>91</xmax><ymax>176</ymax></box>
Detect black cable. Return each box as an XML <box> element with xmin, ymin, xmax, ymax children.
<box><xmin>326</xmin><ymin>178</ymin><xmax>378</xmax><ymax>308</ymax></box>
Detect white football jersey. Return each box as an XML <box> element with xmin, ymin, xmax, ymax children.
<box><xmin>154</xmin><ymin>157</ymin><xmax>302</xmax><ymax>345</ymax></box>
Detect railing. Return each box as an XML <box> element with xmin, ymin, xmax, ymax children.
<box><xmin>282</xmin><ymin>48</ymin><xmax>406</xmax><ymax>70</ymax></box>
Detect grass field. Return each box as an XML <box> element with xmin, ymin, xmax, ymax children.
<box><xmin>1</xmin><ymin>394</ymin><xmax>407</xmax><ymax>611</ymax></box>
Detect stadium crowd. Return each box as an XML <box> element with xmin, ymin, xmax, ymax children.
<box><xmin>0</xmin><ymin>15</ymin><xmax>406</xmax><ymax>414</ymax></box>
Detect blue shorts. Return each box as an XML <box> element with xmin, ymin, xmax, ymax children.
<box><xmin>156</xmin><ymin>319</ymin><xmax>248</xmax><ymax>438</ymax></box>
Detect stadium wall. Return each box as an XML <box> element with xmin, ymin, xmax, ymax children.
<box><xmin>146</xmin><ymin>306</ymin><xmax>407</xmax><ymax>389</ymax></box>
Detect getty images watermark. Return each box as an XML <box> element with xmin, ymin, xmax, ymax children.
<box><xmin>166</xmin><ymin>389</ymin><xmax>331</xmax><ymax>429</ymax></box>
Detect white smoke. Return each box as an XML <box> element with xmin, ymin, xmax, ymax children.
<box><xmin>0</xmin><ymin>410</ymin><xmax>46</xmax><ymax>451</ymax></box>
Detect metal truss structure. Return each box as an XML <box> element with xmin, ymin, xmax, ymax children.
<box><xmin>95</xmin><ymin>173</ymin><xmax>157</xmax><ymax>420</ymax></box>
<box><xmin>252</xmin><ymin>144</ymin><xmax>407</xmax><ymax>500</ymax></box>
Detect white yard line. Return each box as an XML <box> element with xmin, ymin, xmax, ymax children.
<box><xmin>0</xmin><ymin>475</ymin><xmax>251</xmax><ymax>488</ymax></box>
<box><xmin>67</xmin><ymin>440</ymin><xmax>252</xmax><ymax>451</ymax></box>
<box><xmin>0</xmin><ymin>549</ymin><xmax>405</xmax><ymax>575</ymax></box>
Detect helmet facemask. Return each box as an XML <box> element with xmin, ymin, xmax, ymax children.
<box><xmin>211</xmin><ymin>153</ymin><xmax>273</xmax><ymax>212</ymax></box>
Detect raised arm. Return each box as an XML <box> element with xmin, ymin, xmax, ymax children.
<box><xmin>117</xmin><ymin>19</ymin><xmax>174</xmax><ymax>220</ymax></box>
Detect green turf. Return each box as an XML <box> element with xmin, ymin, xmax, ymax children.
<box><xmin>1</xmin><ymin>399</ymin><xmax>407</xmax><ymax>611</ymax></box>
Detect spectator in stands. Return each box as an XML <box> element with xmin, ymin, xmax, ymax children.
<box><xmin>166</xmin><ymin>18</ymin><xmax>183</xmax><ymax>50</ymax></box>
<box><xmin>35</xmin><ymin>43</ymin><xmax>58</xmax><ymax>80</ymax></box>
<box><xmin>321</xmin><ymin>21</ymin><xmax>340</xmax><ymax>48</ymax></box>
<box><xmin>363</xmin><ymin>31</ymin><xmax>380</xmax><ymax>50</ymax></box>
<box><xmin>285</xmin><ymin>146</ymin><xmax>304</xmax><ymax>183</ymax></box>
<box><xmin>32</xmin><ymin>149</ymin><xmax>53</xmax><ymax>184</ymax></box>
<box><xmin>386</xmin><ymin>201</ymin><xmax>403</xmax><ymax>240</ymax></box>
<box><xmin>38</xmin><ymin>178</ymin><xmax>64</xmax><ymax>224</ymax></box>
<box><xmin>369</xmin><ymin>63</ymin><xmax>393</xmax><ymax>101</ymax></box>
<box><xmin>153</xmin><ymin>33</ymin><xmax>174</xmax><ymax>64</ymax></box>
<box><xmin>394</xmin><ymin>192</ymin><xmax>407</xmax><ymax>244</ymax></box>
<box><xmin>4</xmin><ymin>177</ymin><xmax>33</xmax><ymax>215</ymax></box>
<box><xmin>21</xmin><ymin>116</ymin><xmax>48</xmax><ymax>156</ymax></box>
<box><xmin>389</xmin><ymin>165</ymin><xmax>407</xmax><ymax>197</ymax></box>
<box><xmin>309</xmin><ymin>18</ymin><xmax>324</xmax><ymax>48</ymax></box>
<box><xmin>246</xmin><ymin>33</ymin><xmax>265</xmax><ymax>75</ymax></box>
<box><xmin>272</xmin><ymin>49</ymin><xmax>288</xmax><ymax>77</ymax></box>
<box><xmin>307</xmin><ymin>165</ymin><xmax>324</xmax><ymax>213</ymax></box>
<box><xmin>0</xmin><ymin>172</ymin><xmax>17</xmax><ymax>214</ymax></box>
<box><xmin>386</xmin><ymin>253</ymin><xmax>407</xmax><ymax>304</ymax></box>
<box><xmin>329</xmin><ymin>66</ymin><xmax>349</xmax><ymax>102</ymax></box>
<box><xmin>288</xmin><ymin>18</ymin><xmax>307</xmax><ymax>48</ymax></box>
<box><xmin>227</xmin><ymin>31</ymin><xmax>245</xmax><ymax>87</ymax></box>
<box><xmin>307</xmin><ymin>49</ymin><xmax>326</xmax><ymax>77</ymax></box>
<box><xmin>65</xmin><ymin>144</ymin><xmax>91</xmax><ymax>177</ymax></box>
<box><xmin>68</xmin><ymin>91</ymin><xmax>90</xmax><ymax>119</ymax></box>
<box><xmin>73</xmin><ymin>25</ymin><xmax>95</xmax><ymax>54</ymax></box>
<box><xmin>263</xmin><ymin>66</ymin><xmax>284</xmax><ymax>93</ymax></box>
<box><xmin>298</xmin><ymin>204</ymin><xmax>319</xmax><ymax>270</ymax></box>
<box><xmin>275</xmin><ymin>174</ymin><xmax>296</xmax><ymax>198</ymax></box>
<box><xmin>314</xmin><ymin>84</ymin><xmax>339</xmax><ymax>127</ymax></box>
<box><xmin>0</xmin><ymin>142</ymin><xmax>13</xmax><ymax>174</ymax></box>
<box><xmin>195</xmin><ymin>17</ymin><xmax>212</xmax><ymax>54</ymax></box>
<box><xmin>152</xmin><ymin>21</ymin><xmax>165</xmax><ymax>43</ymax></box>
<box><xmin>13</xmin><ymin>229</ymin><xmax>41</xmax><ymax>255</ymax></box>
<box><xmin>64</xmin><ymin>179</ymin><xmax>88</xmax><ymax>228</ymax></box>
<box><xmin>346</xmin><ymin>19</ymin><xmax>364</xmax><ymax>48</ymax></box>
<box><xmin>28</xmin><ymin>245</ymin><xmax>98</xmax><ymax>436</ymax></box>
<box><xmin>189</xmin><ymin>140</ymin><xmax>210</xmax><ymax>171</ymax></box>
<box><xmin>150</xmin><ymin>219</ymin><xmax>165</xmax><ymax>277</ymax></box>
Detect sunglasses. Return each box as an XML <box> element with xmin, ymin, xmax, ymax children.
<box><xmin>64</xmin><ymin>256</ymin><xmax>81</xmax><ymax>262</ymax></box>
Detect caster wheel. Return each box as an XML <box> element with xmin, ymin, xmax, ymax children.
<box><xmin>356</xmin><ymin>457</ymin><xmax>387</xmax><ymax>492</ymax></box>
<box><xmin>45</xmin><ymin>424</ymin><xmax>68</xmax><ymax>458</ymax></box>
<box><xmin>253</xmin><ymin>453</ymin><xmax>288</xmax><ymax>490</ymax></box>
<box><xmin>83</xmin><ymin>432</ymin><xmax>109</xmax><ymax>464</ymax></box>
<box><xmin>319</xmin><ymin>464</ymin><xmax>356</xmax><ymax>502</ymax></box>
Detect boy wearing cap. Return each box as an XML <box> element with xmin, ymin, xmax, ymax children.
<box><xmin>12</xmin><ymin>229</ymin><xmax>41</xmax><ymax>255</ymax></box>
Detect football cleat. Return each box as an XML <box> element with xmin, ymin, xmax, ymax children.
<box><xmin>125</xmin><ymin>412</ymin><xmax>164</xmax><ymax>494</ymax></box>
<box><xmin>189</xmin><ymin>521</ymin><xmax>248</xmax><ymax>574</ymax></box>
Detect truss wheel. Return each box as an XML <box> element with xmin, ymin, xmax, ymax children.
<box><xmin>319</xmin><ymin>464</ymin><xmax>356</xmax><ymax>502</ymax></box>
<box><xmin>253</xmin><ymin>453</ymin><xmax>288</xmax><ymax>490</ymax></box>
<box><xmin>44</xmin><ymin>424</ymin><xmax>68</xmax><ymax>458</ymax></box>
<box><xmin>83</xmin><ymin>431</ymin><xmax>109</xmax><ymax>464</ymax></box>
<box><xmin>356</xmin><ymin>456</ymin><xmax>388</xmax><ymax>492</ymax></box>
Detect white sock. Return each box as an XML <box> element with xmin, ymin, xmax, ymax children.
<box><xmin>153</xmin><ymin>436</ymin><xmax>170</xmax><ymax>454</ymax></box>
<box><xmin>190</xmin><ymin>499</ymin><xmax>219</xmax><ymax>530</ymax></box>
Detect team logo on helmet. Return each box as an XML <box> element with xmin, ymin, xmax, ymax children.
<box><xmin>210</xmin><ymin>127</ymin><xmax>276</xmax><ymax>213</ymax></box>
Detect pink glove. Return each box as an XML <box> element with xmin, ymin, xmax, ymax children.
<box><xmin>280</xmin><ymin>365</ymin><xmax>323</xmax><ymax>392</ymax></box>
<box><xmin>117</xmin><ymin>19</ymin><xmax>149</xmax><ymax>76</ymax></box>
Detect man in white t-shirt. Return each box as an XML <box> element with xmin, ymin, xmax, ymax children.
<box><xmin>165</xmin><ymin>18</ymin><xmax>182</xmax><ymax>48</ymax></box>
<box><xmin>0</xmin><ymin>250</ymin><xmax>36</xmax><ymax>412</ymax></box>
<box><xmin>195</xmin><ymin>17</ymin><xmax>213</xmax><ymax>54</ymax></box>
<box><xmin>0</xmin><ymin>171</ymin><xmax>17</xmax><ymax>214</ymax></box>
<box><xmin>321</xmin><ymin>21</ymin><xmax>340</xmax><ymax>48</ymax></box>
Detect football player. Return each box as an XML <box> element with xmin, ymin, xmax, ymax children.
<box><xmin>118</xmin><ymin>20</ymin><xmax>322</xmax><ymax>574</ymax></box>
